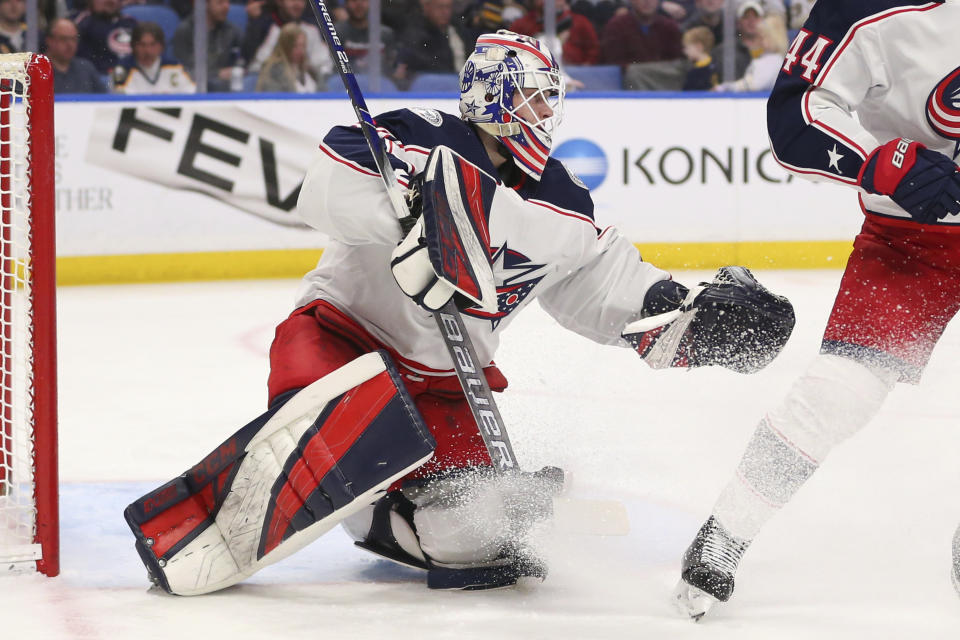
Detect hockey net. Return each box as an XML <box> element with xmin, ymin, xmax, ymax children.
<box><xmin>0</xmin><ymin>53</ymin><xmax>57</xmax><ymax>576</ymax></box>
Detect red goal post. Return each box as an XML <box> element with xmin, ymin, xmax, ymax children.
<box><xmin>0</xmin><ymin>52</ymin><xmax>58</xmax><ymax>576</ymax></box>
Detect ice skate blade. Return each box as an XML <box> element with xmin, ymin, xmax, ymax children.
<box><xmin>672</xmin><ymin>580</ymin><xmax>719</xmax><ymax>621</ymax></box>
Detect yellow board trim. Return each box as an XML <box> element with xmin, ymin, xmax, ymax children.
<box><xmin>634</xmin><ymin>241</ymin><xmax>853</xmax><ymax>270</ymax></box>
<box><xmin>55</xmin><ymin>241</ymin><xmax>853</xmax><ymax>286</ymax></box>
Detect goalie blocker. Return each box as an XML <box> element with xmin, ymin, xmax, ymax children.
<box><xmin>623</xmin><ymin>266</ymin><xmax>795</xmax><ymax>373</ymax></box>
<box><xmin>123</xmin><ymin>351</ymin><xmax>435</xmax><ymax>596</ymax></box>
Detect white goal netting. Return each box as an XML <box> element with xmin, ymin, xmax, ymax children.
<box><xmin>0</xmin><ymin>52</ymin><xmax>41</xmax><ymax>573</ymax></box>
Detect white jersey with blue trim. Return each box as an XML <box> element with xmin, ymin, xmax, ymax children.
<box><xmin>767</xmin><ymin>0</ymin><xmax>960</xmax><ymax>225</ymax></box>
<box><xmin>295</xmin><ymin>107</ymin><xmax>670</xmax><ymax>375</ymax></box>
<box><xmin>116</xmin><ymin>57</ymin><xmax>196</xmax><ymax>95</ymax></box>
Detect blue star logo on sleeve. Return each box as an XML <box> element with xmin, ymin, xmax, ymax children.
<box><xmin>827</xmin><ymin>144</ymin><xmax>844</xmax><ymax>173</ymax></box>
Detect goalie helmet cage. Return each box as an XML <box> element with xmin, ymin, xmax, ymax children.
<box><xmin>0</xmin><ymin>53</ymin><xmax>58</xmax><ymax>577</ymax></box>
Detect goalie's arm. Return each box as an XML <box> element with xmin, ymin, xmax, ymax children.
<box><xmin>297</xmin><ymin>124</ymin><xmax>419</xmax><ymax>245</ymax></box>
<box><xmin>536</xmin><ymin>227</ymin><xmax>674</xmax><ymax>346</ymax></box>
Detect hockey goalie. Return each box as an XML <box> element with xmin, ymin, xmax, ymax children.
<box><xmin>125</xmin><ymin>30</ymin><xmax>796</xmax><ymax>596</ymax></box>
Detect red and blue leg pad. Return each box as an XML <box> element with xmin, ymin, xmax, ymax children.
<box><xmin>123</xmin><ymin>350</ymin><xmax>435</xmax><ymax>595</ymax></box>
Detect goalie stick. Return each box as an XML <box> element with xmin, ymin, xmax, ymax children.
<box><xmin>306</xmin><ymin>0</ymin><xmax>518</xmax><ymax>474</ymax></box>
<box><xmin>303</xmin><ymin>7</ymin><xmax>628</xmax><ymax>537</ymax></box>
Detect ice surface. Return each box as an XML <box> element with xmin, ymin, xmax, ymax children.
<box><xmin>3</xmin><ymin>271</ymin><xmax>959</xmax><ymax>638</ymax></box>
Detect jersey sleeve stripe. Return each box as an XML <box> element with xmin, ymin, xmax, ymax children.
<box><xmin>814</xmin><ymin>2</ymin><xmax>941</xmax><ymax>88</ymax></box>
<box><xmin>800</xmin><ymin>86</ymin><xmax>867</xmax><ymax>158</ymax></box>
<box><xmin>318</xmin><ymin>142</ymin><xmax>381</xmax><ymax>177</ymax></box>
<box><xmin>528</xmin><ymin>198</ymin><xmax>599</xmax><ymax>228</ymax></box>
<box><xmin>769</xmin><ymin>145</ymin><xmax>859</xmax><ymax>185</ymax></box>
<box><xmin>317</xmin><ymin>143</ymin><xmax>410</xmax><ymax>187</ymax></box>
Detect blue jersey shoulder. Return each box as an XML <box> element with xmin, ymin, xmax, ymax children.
<box><xmin>375</xmin><ymin>108</ymin><xmax>594</xmax><ymax>218</ymax></box>
<box><xmin>373</xmin><ymin>108</ymin><xmax>497</xmax><ymax>174</ymax></box>
<box><xmin>325</xmin><ymin>107</ymin><xmax>594</xmax><ymax>219</ymax></box>
<box><xmin>524</xmin><ymin>157</ymin><xmax>595</xmax><ymax>221</ymax></box>
<box><xmin>801</xmin><ymin>0</ymin><xmax>938</xmax><ymax>44</ymax></box>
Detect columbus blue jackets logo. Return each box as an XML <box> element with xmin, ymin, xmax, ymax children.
<box><xmin>464</xmin><ymin>242</ymin><xmax>545</xmax><ymax>329</ymax></box>
<box><xmin>926</xmin><ymin>65</ymin><xmax>960</xmax><ymax>159</ymax></box>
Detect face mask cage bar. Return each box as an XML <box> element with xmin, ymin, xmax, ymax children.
<box><xmin>499</xmin><ymin>67</ymin><xmax>565</xmax><ymax>138</ymax></box>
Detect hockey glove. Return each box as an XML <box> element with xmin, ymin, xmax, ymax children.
<box><xmin>391</xmin><ymin>215</ymin><xmax>462</xmax><ymax>312</ymax></box>
<box><xmin>622</xmin><ymin>266</ymin><xmax>795</xmax><ymax>373</ymax></box>
<box><xmin>859</xmin><ymin>138</ymin><xmax>960</xmax><ymax>224</ymax></box>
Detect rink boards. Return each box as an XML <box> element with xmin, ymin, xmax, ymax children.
<box><xmin>55</xmin><ymin>94</ymin><xmax>862</xmax><ymax>283</ymax></box>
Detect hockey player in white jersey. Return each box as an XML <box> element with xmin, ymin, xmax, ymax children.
<box><xmin>124</xmin><ymin>30</ymin><xmax>795</xmax><ymax>595</ymax></box>
<box><xmin>675</xmin><ymin>0</ymin><xmax>960</xmax><ymax>619</ymax></box>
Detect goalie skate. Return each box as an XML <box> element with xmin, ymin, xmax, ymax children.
<box><xmin>674</xmin><ymin>516</ymin><xmax>750</xmax><ymax>620</ymax></box>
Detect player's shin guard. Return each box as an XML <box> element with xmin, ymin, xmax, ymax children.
<box><xmin>123</xmin><ymin>351</ymin><xmax>435</xmax><ymax>595</ymax></box>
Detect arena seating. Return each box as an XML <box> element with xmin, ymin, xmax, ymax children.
<box><xmin>121</xmin><ymin>5</ymin><xmax>181</xmax><ymax>44</ymax></box>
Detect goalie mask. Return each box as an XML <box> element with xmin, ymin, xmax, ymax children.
<box><xmin>459</xmin><ymin>30</ymin><xmax>565</xmax><ymax>180</ymax></box>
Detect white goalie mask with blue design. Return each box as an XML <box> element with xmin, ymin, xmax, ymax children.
<box><xmin>459</xmin><ymin>30</ymin><xmax>565</xmax><ymax>180</ymax></box>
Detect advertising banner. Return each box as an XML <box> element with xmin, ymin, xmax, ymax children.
<box><xmin>56</xmin><ymin>95</ymin><xmax>863</xmax><ymax>277</ymax></box>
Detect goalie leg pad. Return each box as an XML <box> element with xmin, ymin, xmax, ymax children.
<box><xmin>123</xmin><ymin>350</ymin><xmax>435</xmax><ymax>595</ymax></box>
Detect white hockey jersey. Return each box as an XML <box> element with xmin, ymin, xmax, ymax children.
<box><xmin>115</xmin><ymin>56</ymin><xmax>196</xmax><ymax>95</ymax></box>
<box><xmin>295</xmin><ymin>108</ymin><xmax>671</xmax><ymax>375</ymax></box>
<box><xmin>767</xmin><ymin>0</ymin><xmax>960</xmax><ymax>225</ymax></box>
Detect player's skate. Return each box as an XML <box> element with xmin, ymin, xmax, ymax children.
<box><xmin>674</xmin><ymin>516</ymin><xmax>750</xmax><ymax>620</ymax></box>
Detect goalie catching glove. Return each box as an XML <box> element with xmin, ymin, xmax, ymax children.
<box><xmin>391</xmin><ymin>145</ymin><xmax>498</xmax><ymax>313</ymax></box>
<box><xmin>623</xmin><ymin>266</ymin><xmax>795</xmax><ymax>373</ymax></box>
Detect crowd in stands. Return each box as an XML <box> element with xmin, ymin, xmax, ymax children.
<box><xmin>29</xmin><ymin>0</ymin><xmax>814</xmax><ymax>94</ymax></box>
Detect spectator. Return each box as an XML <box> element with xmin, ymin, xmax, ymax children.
<box><xmin>736</xmin><ymin>0</ymin><xmax>766</xmax><ymax>56</ymax></box>
<box><xmin>0</xmin><ymin>0</ymin><xmax>24</xmax><ymax>53</ymax></box>
<box><xmin>659</xmin><ymin>0</ymin><xmax>694</xmax><ymax>22</ymax></box>
<box><xmin>393</xmin><ymin>0</ymin><xmax>476</xmax><ymax>86</ymax></box>
<box><xmin>714</xmin><ymin>13</ymin><xmax>786</xmax><ymax>92</ymax></box>
<box><xmin>39</xmin><ymin>0</ymin><xmax>68</xmax><ymax>33</ymax></box>
<box><xmin>599</xmin><ymin>0</ymin><xmax>683</xmax><ymax>66</ymax></box>
<box><xmin>501</xmin><ymin>0</ymin><xmax>525</xmax><ymax>24</ymax></box>
<box><xmin>786</xmin><ymin>0</ymin><xmax>815</xmax><ymax>30</ymax></box>
<box><xmin>461</xmin><ymin>0</ymin><xmax>525</xmax><ymax>34</ymax></box>
<box><xmin>334</xmin><ymin>0</ymin><xmax>397</xmax><ymax>74</ymax></box>
<box><xmin>680</xmin><ymin>25</ymin><xmax>715</xmax><ymax>90</ymax></box>
<box><xmin>245</xmin><ymin>0</ymin><xmax>332</xmax><ymax>86</ymax></box>
<box><xmin>114</xmin><ymin>21</ymin><xmax>196</xmax><ymax>94</ymax></box>
<box><xmin>255</xmin><ymin>22</ymin><xmax>319</xmax><ymax>92</ymax></box>
<box><xmin>171</xmin><ymin>0</ymin><xmax>242</xmax><ymax>92</ymax></box>
<box><xmin>379</xmin><ymin>0</ymin><xmax>421</xmax><ymax>35</ymax></box>
<box><xmin>75</xmin><ymin>0</ymin><xmax>138</xmax><ymax>74</ymax></box>
<box><xmin>46</xmin><ymin>17</ymin><xmax>107</xmax><ymax>93</ymax></box>
<box><xmin>681</xmin><ymin>0</ymin><xmax>724</xmax><ymax>43</ymax></box>
<box><xmin>510</xmin><ymin>0</ymin><xmax>599</xmax><ymax>65</ymax></box>
<box><xmin>701</xmin><ymin>0</ymin><xmax>754</xmax><ymax>82</ymax></box>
